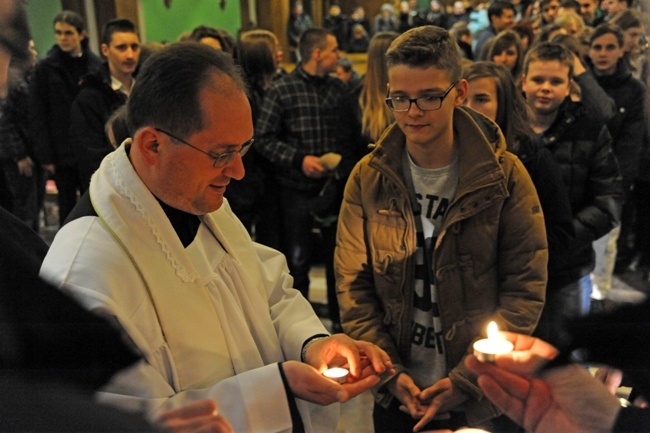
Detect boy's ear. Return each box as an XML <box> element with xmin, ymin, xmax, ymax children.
<box><xmin>565</xmin><ymin>78</ymin><xmax>574</xmax><ymax>97</ymax></box>
<box><xmin>453</xmin><ymin>79</ymin><xmax>469</xmax><ymax>106</ymax></box>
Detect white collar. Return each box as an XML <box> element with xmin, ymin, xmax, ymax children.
<box><xmin>110</xmin><ymin>74</ymin><xmax>134</xmax><ymax>96</ymax></box>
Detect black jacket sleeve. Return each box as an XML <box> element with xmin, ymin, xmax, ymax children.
<box><xmin>574</xmin><ymin>70</ymin><xmax>616</xmax><ymax>125</ymax></box>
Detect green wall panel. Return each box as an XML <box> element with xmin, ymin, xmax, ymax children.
<box><xmin>25</xmin><ymin>0</ymin><xmax>62</xmax><ymax>61</ymax></box>
<box><xmin>141</xmin><ymin>0</ymin><xmax>242</xmax><ymax>43</ymax></box>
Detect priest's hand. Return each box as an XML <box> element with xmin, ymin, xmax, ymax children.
<box><xmin>282</xmin><ymin>360</ymin><xmax>380</xmax><ymax>404</ymax></box>
<box><xmin>302</xmin><ymin>333</ymin><xmax>394</xmax><ymax>380</ymax></box>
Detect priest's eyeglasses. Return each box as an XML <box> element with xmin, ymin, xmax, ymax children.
<box><xmin>385</xmin><ymin>81</ymin><xmax>459</xmax><ymax>112</ymax></box>
<box><xmin>155</xmin><ymin>128</ymin><xmax>254</xmax><ymax>168</ymax></box>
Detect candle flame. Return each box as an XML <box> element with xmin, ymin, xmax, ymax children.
<box><xmin>487</xmin><ymin>321</ymin><xmax>499</xmax><ymax>340</ymax></box>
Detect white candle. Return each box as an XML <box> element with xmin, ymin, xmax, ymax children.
<box><xmin>323</xmin><ymin>367</ymin><xmax>349</xmax><ymax>383</ymax></box>
<box><xmin>473</xmin><ymin>321</ymin><xmax>514</xmax><ymax>363</ymax></box>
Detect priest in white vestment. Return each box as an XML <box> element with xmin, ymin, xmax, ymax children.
<box><xmin>40</xmin><ymin>43</ymin><xmax>393</xmax><ymax>433</ymax></box>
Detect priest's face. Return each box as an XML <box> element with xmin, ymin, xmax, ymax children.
<box><xmin>152</xmin><ymin>73</ymin><xmax>253</xmax><ymax>215</ymax></box>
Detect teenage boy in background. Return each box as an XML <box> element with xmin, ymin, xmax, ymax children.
<box><xmin>521</xmin><ymin>42</ymin><xmax>624</xmax><ymax>349</ymax></box>
<box><xmin>30</xmin><ymin>10</ymin><xmax>103</xmax><ymax>225</ymax></box>
<box><xmin>70</xmin><ymin>18</ymin><xmax>140</xmax><ymax>189</ymax></box>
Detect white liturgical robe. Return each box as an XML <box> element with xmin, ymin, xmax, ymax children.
<box><xmin>40</xmin><ymin>141</ymin><xmax>339</xmax><ymax>433</ymax></box>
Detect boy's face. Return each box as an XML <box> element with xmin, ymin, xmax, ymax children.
<box><xmin>492</xmin><ymin>9</ymin><xmax>515</xmax><ymax>32</ymax></box>
<box><xmin>589</xmin><ymin>32</ymin><xmax>623</xmax><ymax>76</ymax></box>
<box><xmin>579</xmin><ymin>0</ymin><xmax>597</xmax><ymax>22</ymax></box>
<box><xmin>623</xmin><ymin>26</ymin><xmax>644</xmax><ymax>54</ymax></box>
<box><xmin>101</xmin><ymin>31</ymin><xmax>140</xmax><ymax>78</ymax></box>
<box><xmin>55</xmin><ymin>21</ymin><xmax>83</xmax><ymax>56</ymax></box>
<box><xmin>541</xmin><ymin>0</ymin><xmax>560</xmax><ymax>22</ymax></box>
<box><xmin>522</xmin><ymin>59</ymin><xmax>571</xmax><ymax>116</ymax></box>
<box><xmin>387</xmin><ymin>64</ymin><xmax>466</xmax><ymax>149</ymax></box>
<box><xmin>600</xmin><ymin>0</ymin><xmax>626</xmax><ymax>15</ymax></box>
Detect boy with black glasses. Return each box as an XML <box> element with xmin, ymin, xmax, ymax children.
<box><xmin>335</xmin><ymin>25</ymin><xmax>548</xmax><ymax>432</ymax></box>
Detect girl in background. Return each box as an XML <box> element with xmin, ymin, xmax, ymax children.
<box><xmin>228</xmin><ymin>29</ymin><xmax>283</xmax><ymax>249</ymax></box>
<box><xmin>463</xmin><ymin>61</ymin><xmax>574</xmax><ymax>296</ymax></box>
<box><xmin>610</xmin><ymin>9</ymin><xmax>648</xmax><ymax>81</ymax></box>
<box><xmin>347</xmin><ymin>32</ymin><xmax>399</xmax><ymax>159</ymax></box>
<box><xmin>480</xmin><ymin>30</ymin><xmax>524</xmax><ymax>83</ymax></box>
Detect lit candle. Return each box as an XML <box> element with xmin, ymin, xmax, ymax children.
<box><xmin>473</xmin><ymin>321</ymin><xmax>514</xmax><ymax>363</ymax></box>
<box><xmin>323</xmin><ymin>367</ymin><xmax>349</xmax><ymax>383</ymax></box>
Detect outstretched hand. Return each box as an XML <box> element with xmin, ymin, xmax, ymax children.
<box><xmin>465</xmin><ymin>332</ymin><xmax>621</xmax><ymax>433</ymax></box>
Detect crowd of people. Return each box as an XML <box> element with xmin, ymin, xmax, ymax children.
<box><xmin>1</xmin><ymin>0</ymin><xmax>650</xmax><ymax>432</ymax></box>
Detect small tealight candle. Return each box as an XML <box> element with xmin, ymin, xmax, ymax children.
<box><xmin>473</xmin><ymin>321</ymin><xmax>514</xmax><ymax>363</ymax></box>
<box><xmin>323</xmin><ymin>367</ymin><xmax>349</xmax><ymax>383</ymax></box>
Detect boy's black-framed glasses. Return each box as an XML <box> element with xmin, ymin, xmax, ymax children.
<box><xmin>385</xmin><ymin>81</ymin><xmax>459</xmax><ymax>112</ymax></box>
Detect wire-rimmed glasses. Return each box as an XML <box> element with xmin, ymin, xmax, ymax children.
<box><xmin>155</xmin><ymin>128</ymin><xmax>253</xmax><ymax>168</ymax></box>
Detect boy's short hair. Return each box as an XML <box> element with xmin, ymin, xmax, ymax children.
<box><xmin>523</xmin><ymin>42</ymin><xmax>574</xmax><ymax>79</ymax></box>
<box><xmin>609</xmin><ymin>9</ymin><xmax>645</xmax><ymax>32</ymax></box>
<box><xmin>386</xmin><ymin>25</ymin><xmax>462</xmax><ymax>82</ymax></box>
<box><xmin>540</xmin><ymin>0</ymin><xmax>560</xmax><ymax>8</ymax></box>
<box><xmin>559</xmin><ymin>0</ymin><xmax>581</xmax><ymax>13</ymax></box>
<box><xmin>488</xmin><ymin>1</ymin><xmax>516</xmax><ymax>22</ymax></box>
<box><xmin>590</xmin><ymin>23</ymin><xmax>625</xmax><ymax>48</ymax></box>
<box><xmin>101</xmin><ymin>18</ymin><xmax>138</xmax><ymax>46</ymax></box>
<box><xmin>53</xmin><ymin>10</ymin><xmax>86</xmax><ymax>34</ymax></box>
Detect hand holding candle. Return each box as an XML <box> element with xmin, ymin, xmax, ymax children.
<box><xmin>322</xmin><ymin>367</ymin><xmax>349</xmax><ymax>383</ymax></box>
<box><xmin>473</xmin><ymin>321</ymin><xmax>514</xmax><ymax>363</ymax></box>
